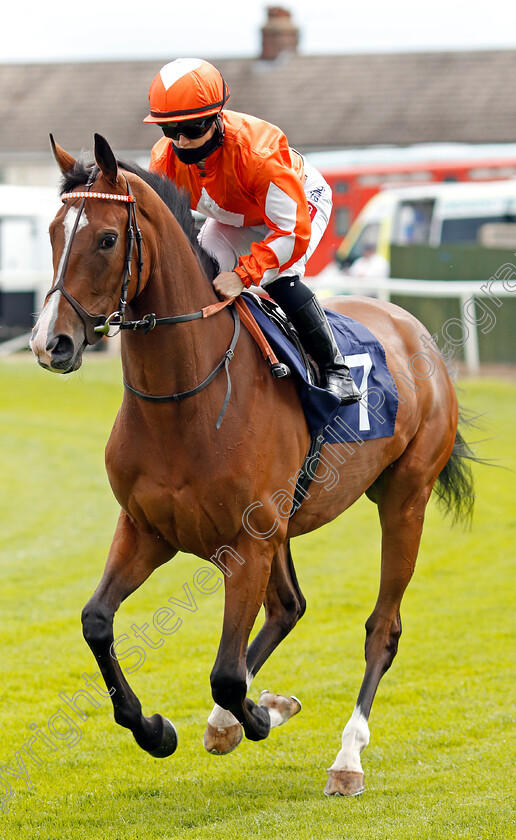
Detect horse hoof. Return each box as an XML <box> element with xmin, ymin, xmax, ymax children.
<box><xmin>324</xmin><ymin>769</ymin><xmax>365</xmax><ymax>797</ymax></box>
<box><xmin>146</xmin><ymin>716</ymin><xmax>178</xmax><ymax>758</ymax></box>
<box><xmin>203</xmin><ymin>721</ymin><xmax>243</xmax><ymax>755</ymax></box>
<box><xmin>258</xmin><ymin>689</ymin><xmax>302</xmax><ymax>724</ymax></box>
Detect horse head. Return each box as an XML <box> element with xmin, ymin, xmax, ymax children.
<box><xmin>30</xmin><ymin>134</ymin><xmax>146</xmax><ymax>373</ymax></box>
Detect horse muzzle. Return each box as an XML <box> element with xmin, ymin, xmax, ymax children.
<box><xmin>30</xmin><ymin>316</ymin><xmax>84</xmax><ymax>374</ymax></box>
<box><xmin>30</xmin><ymin>285</ymin><xmax>91</xmax><ymax>373</ymax></box>
<box><xmin>31</xmin><ymin>329</ymin><xmax>84</xmax><ymax>373</ymax></box>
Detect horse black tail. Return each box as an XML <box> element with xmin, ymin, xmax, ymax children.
<box><xmin>433</xmin><ymin>409</ymin><xmax>481</xmax><ymax>525</ymax></box>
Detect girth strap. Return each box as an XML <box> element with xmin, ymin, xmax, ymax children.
<box><xmin>289</xmin><ymin>434</ymin><xmax>323</xmax><ymax>517</ymax></box>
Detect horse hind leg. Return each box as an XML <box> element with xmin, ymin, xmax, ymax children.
<box><xmin>325</xmin><ymin>454</ymin><xmax>439</xmax><ymax>796</ymax></box>
<box><xmin>81</xmin><ymin>511</ymin><xmax>178</xmax><ymax>758</ymax></box>
<box><xmin>204</xmin><ymin>540</ymin><xmax>305</xmax><ymax>754</ymax></box>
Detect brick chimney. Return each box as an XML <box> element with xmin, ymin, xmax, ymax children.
<box><xmin>260</xmin><ymin>7</ymin><xmax>299</xmax><ymax>61</ymax></box>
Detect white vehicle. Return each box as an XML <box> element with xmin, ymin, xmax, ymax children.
<box><xmin>335</xmin><ymin>179</ymin><xmax>516</xmax><ymax>272</ymax></box>
<box><xmin>0</xmin><ymin>185</ymin><xmax>59</xmax><ymax>334</ymax></box>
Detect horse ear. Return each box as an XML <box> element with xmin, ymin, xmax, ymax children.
<box><xmin>50</xmin><ymin>134</ymin><xmax>77</xmax><ymax>174</ymax></box>
<box><xmin>94</xmin><ymin>133</ymin><xmax>118</xmax><ymax>186</ymax></box>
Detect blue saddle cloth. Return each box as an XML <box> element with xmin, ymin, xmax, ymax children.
<box><xmin>241</xmin><ymin>295</ymin><xmax>398</xmax><ymax>443</ymax></box>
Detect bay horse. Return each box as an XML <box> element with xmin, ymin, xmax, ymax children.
<box><xmin>30</xmin><ymin>134</ymin><xmax>475</xmax><ymax>797</ymax></box>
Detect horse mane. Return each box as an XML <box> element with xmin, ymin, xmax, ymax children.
<box><xmin>59</xmin><ymin>157</ymin><xmax>219</xmax><ymax>281</ymax></box>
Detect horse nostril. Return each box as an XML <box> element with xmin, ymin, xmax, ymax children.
<box><xmin>46</xmin><ymin>334</ymin><xmax>75</xmax><ymax>364</ymax></box>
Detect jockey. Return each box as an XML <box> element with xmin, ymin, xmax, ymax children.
<box><xmin>144</xmin><ymin>58</ymin><xmax>361</xmax><ymax>405</ymax></box>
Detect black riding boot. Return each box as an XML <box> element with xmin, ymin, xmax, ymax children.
<box><xmin>288</xmin><ymin>295</ymin><xmax>361</xmax><ymax>404</ymax></box>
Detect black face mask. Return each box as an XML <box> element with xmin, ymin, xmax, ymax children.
<box><xmin>171</xmin><ymin>118</ymin><xmax>224</xmax><ymax>165</ymax></box>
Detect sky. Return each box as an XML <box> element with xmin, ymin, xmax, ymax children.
<box><xmin>3</xmin><ymin>0</ymin><xmax>516</xmax><ymax>63</ymax></box>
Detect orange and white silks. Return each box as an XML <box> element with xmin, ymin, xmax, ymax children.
<box><xmin>149</xmin><ymin>110</ymin><xmax>313</xmax><ymax>288</ymax></box>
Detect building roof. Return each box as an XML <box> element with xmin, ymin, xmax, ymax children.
<box><xmin>1</xmin><ymin>48</ymin><xmax>516</xmax><ymax>161</ymax></box>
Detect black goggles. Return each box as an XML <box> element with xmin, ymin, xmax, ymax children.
<box><xmin>158</xmin><ymin>115</ymin><xmax>217</xmax><ymax>141</ymax></box>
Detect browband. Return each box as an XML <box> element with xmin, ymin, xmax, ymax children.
<box><xmin>61</xmin><ymin>192</ymin><xmax>135</xmax><ymax>203</ymax></box>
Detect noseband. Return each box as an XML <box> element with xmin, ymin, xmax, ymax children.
<box><xmin>46</xmin><ymin>169</ymin><xmax>144</xmax><ymax>345</ymax></box>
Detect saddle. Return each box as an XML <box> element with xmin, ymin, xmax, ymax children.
<box><xmin>236</xmin><ymin>290</ymin><xmax>399</xmax><ymax>515</ymax></box>
<box><xmin>239</xmin><ymin>291</ymin><xmax>317</xmax><ymax>385</ymax></box>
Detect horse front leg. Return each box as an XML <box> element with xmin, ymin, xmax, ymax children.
<box><xmin>204</xmin><ymin>541</ymin><xmax>305</xmax><ymax>754</ymax></box>
<box><xmin>81</xmin><ymin>510</ymin><xmax>178</xmax><ymax>757</ymax></box>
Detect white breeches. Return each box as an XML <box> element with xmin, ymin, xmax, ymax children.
<box><xmin>197</xmin><ymin>161</ymin><xmax>332</xmax><ymax>287</ymax></box>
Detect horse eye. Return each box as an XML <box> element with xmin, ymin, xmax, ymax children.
<box><xmin>99</xmin><ymin>233</ymin><xmax>118</xmax><ymax>250</ymax></box>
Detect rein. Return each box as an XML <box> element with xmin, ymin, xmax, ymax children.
<box><xmin>47</xmin><ymin>172</ymin><xmax>240</xmax><ymax>428</ymax></box>
<box><xmin>123</xmin><ymin>304</ymin><xmax>240</xmax><ymax>430</ymax></box>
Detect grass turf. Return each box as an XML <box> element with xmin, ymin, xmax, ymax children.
<box><xmin>0</xmin><ymin>354</ymin><xmax>514</xmax><ymax>839</ymax></box>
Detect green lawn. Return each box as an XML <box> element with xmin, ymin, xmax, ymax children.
<box><xmin>0</xmin><ymin>354</ymin><xmax>514</xmax><ymax>839</ymax></box>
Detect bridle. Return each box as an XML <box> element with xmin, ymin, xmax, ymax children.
<box><xmin>46</xmin><ymin>169</ymin><xmax>240</xmax><ymax>428</ymax></box>
<box><xmin>47</xmin><ymin>168</ymin><xmax>144</xmax><ymax>345</ymax></box>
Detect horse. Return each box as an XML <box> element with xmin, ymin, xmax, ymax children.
<box><xmin>30</xmin><ymin>134</ymin><xmax>475</xmax><ymax>797</ymax></box>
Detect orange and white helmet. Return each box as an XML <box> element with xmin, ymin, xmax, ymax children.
<box><xmin>143</xmin><ymin>58</ymin><xmax>230</xmax><ymax>123</ymax></box>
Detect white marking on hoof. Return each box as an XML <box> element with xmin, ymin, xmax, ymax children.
<box><xmin>206</xmin><ymin>670</ymin><xmax>254</xmax><ymax>729</ymax></box>
<box><xmin>329</xmin><ymin>706</ymin><xmax>370</xmax><ymax>775</ymax></box>
<box><xmin>258</xmin><ymin>689</ymin><xmax>302</xmax><ymax>729</ymax></box>
<box><xmin>207</xmin><ymin>704</ymin><xmax>239</xmax><ymax>729</ymax></box>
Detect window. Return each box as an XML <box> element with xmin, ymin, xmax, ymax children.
<box><xmin>346</xmin><ymin>223</ymin><xmax>380</xmax><ymax>264</ymax></box>
<box><xmin>334</xmin><ymin>181</ymin><xmax>349</xmax><ymax>194</ymax></box>
<box><xmin>335</xmin><ymin>207</ymin><xmax>350</xmax><ymax>237</ymax></box>
<box><xmin>393</xmin><ymin>200</ymin><xmax>435</xmax><ymax>245</ymax></box>
<box><xmin>440</xmin><ymin>215</ymin><xmax>513</xmax><ymax>243</ymax></box>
